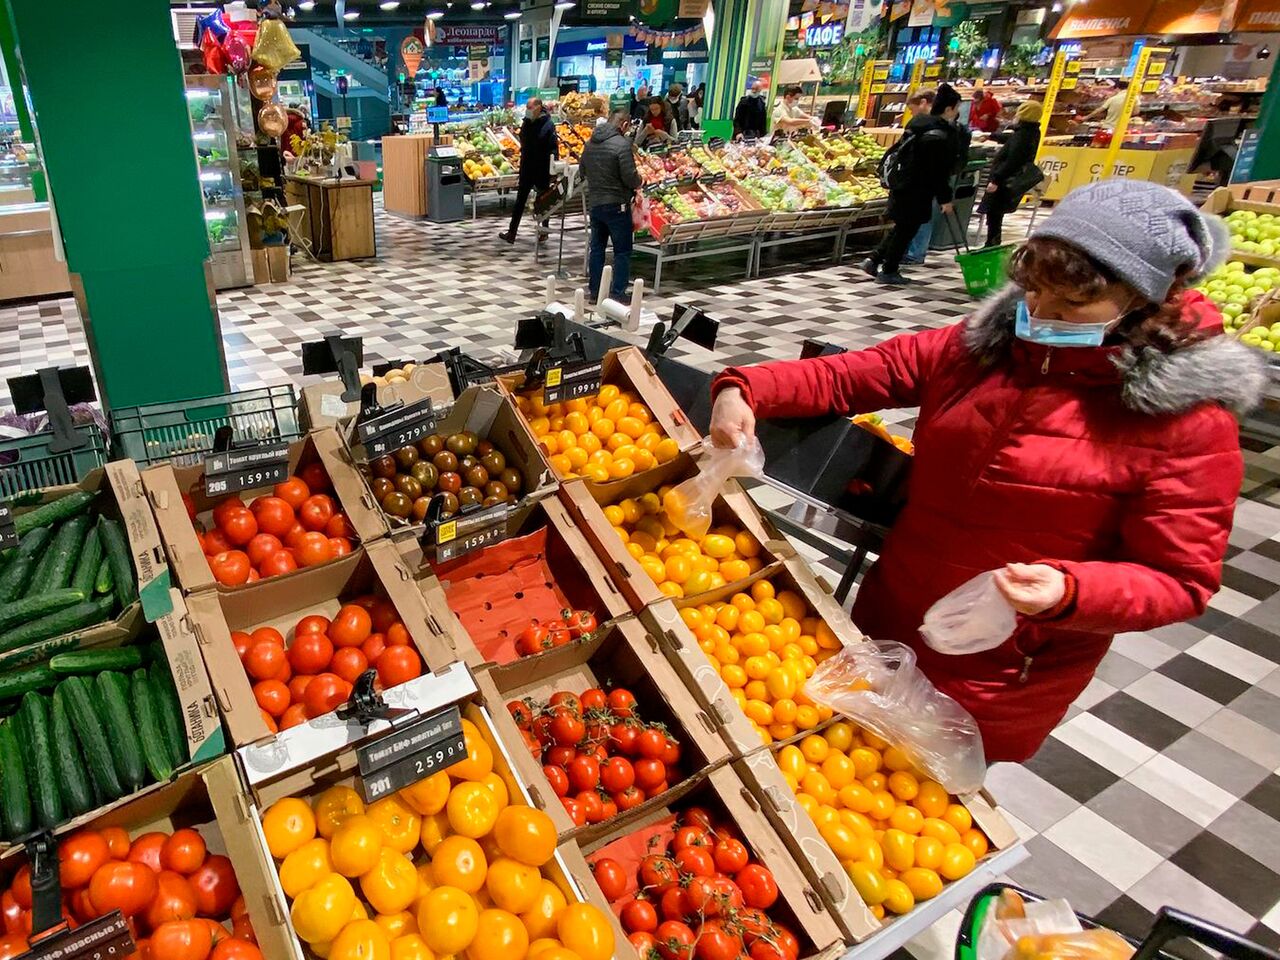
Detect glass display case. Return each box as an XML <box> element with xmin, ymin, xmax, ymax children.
<box><xmin>186</xmin><ymin>74</ymin><xmax>254</xmax><ymax>289</ymax></box>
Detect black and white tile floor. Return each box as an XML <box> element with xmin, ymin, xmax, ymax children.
<box><xmin>3</xmin><ymin>201</ymin><xmax>1279</xmax><ymax>957</ymax></box>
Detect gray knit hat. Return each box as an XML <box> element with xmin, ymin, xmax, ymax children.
<box><xmin>1032</xmin><ymin>179</ymin><xmax>1230</xmax><ymax>303</ymax></box>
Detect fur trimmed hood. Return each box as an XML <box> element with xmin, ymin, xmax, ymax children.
<box><xmin>961</xmin><ymin>284</ymin><xmax>1268</xmax><ymax>416</ymax></box>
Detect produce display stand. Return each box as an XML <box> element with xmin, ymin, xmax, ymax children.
<box><xmin>634</xmin><ymin>212</ymin><xmax>766</xmax><ymax>294</ymax></box>
<box><xmin>466</xmin><ymin>171</ymin><xmax>523</xmax><ymax>220</ymax></box>
<box><xmin>753</xmin><ymin>207</ymin><xmax>863</xmax><ymax>279</ymax></box>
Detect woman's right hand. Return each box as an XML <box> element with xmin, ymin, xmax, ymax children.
<box><xmin>710</xmin><ymin>387</ymin><xmax>756</xmax><ymax>449</ymax></box>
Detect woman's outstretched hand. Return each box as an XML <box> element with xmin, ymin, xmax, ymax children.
<box><xmin>994</xmin><ymin>562</ymin><xmax>1066</xmax><ymax>615</ymax></box>
<box><xmin>709</xmin><ymin>387</ymin><xmax>756</xmax><ymax>449</ymax></box>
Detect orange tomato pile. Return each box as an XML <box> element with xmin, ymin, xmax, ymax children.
<box><xmin>515</xmin><ymin>384</ymin><xmax>681</xmax><ymax>482</ymax></box>
<box><xmin>0</xmin><ymin>826</ymin><xmax>256</xmax><ymax>960</ymax></box>
<box><xmin>260</xmin><ymin>718</ymin><xmax>615</xmax><ymax>960</ymax></box>
<box><xmin>606</xmin><ymin>492</ymin><xmax>766</xmax><ymax>600</ymax></box>
<box><xmin>679</xmin><ymin>579</ymin><xmax>842</xmax><ymax>745</ymax></box>
<box><xmin>233</xmin><ymin>595</ymin><xmax>425</xmax><ymax>734</ymax></box>
<box><xmin>775</xmin><ymin>723</ymin><xmax>990</xmax><ymax>919</ymax></box>
<box><xmin>188</xmin><ymin>464</ymin><xmax>359</xmax><ymax>587</ymax></box>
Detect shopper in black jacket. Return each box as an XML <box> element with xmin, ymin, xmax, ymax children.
<box><xmin>979</xmin><ymin>100</ymin><xmax>1042</xmax><ymax>247</ymax></box>
<box><xmin>733</xmin><ymin>81</ymin><xmax>768</xmax><ymax>138</ymax></box>
<box><xmin>500</xmin><ymin>97</ymin><xmax>558</xmax><ymax>244</ymax></box>
<box><xmin>860</xmin><ymin>83</ymin><xmax>961</xmax><ymax>286</ymax></box>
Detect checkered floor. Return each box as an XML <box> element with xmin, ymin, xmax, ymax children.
<box><xmin>3</xmin><ymin>200</ymin><xmax>1279</xmax><ymax>957</ymax></box>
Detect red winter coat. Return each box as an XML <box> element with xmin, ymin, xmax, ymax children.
<box><xmin>714</xmin><ymin>288</ymin><xmax>1265</xmax><ymax>762</ymax></box>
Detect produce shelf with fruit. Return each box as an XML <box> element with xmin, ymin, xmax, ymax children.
<box><xmin>396</xmin><ymin>496</ymin><xmax>632</xmax><ymax>670</ymax></box>
<box><xmin>353</xmin><ymin>385</ymin><xmax>554</xmax><ymax>530</ymax></box>
<box><xmin>474</xmin><ymin>615</ymin><xmax>733</xmax><ymax>838</ymax></box>
<box><xmin>1201</xmin><ymin>186</ymin><xmax>1280</xmax><ymax>269</ymax></box>
<box><xmin>299</xmin><ymin>358</ymin><xmax>454</xmax><ymax>433</ymax></box>
<box><xmin>0</xmin><ymin>755</ymin><xmax>285</xmax><ymax>960</ymax></box>
<box><xmin>568</xmin><ymin>764</ymin><xmax>848</xmax><ymax>960</ymax></box>
<box><xmin>243</xmin><ymin>682</ymin><xmax>618</xmax><ymax>960</ymax></box>
<box><xmin>184</xmin><ymin>542</ymin><xmax>467</xmax><ymax>755</ymax></box>
<box><xmin>1196</xmin><ymin>259</ymin><xmax>1280</xmax><ymax>353</ymax></box>
<box><xmin>142</xmin><ymin>428</ymin><xmax>386</xmax><ymax>595</ymax></box>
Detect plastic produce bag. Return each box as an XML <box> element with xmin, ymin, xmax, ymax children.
<box><xmin>805</xmin><ymin>641</ymin><xmax>986</xmax><ymax>794</ymax></box>
<box><xmin>920</xmin><ymin>570</ymin><xmax>1017</xmax><ymax>656</ymax></box>
<box><xmin>977</xmin><ymin>889</ymin><xmax>1134</xmax><ymax>960</ymax></box>
<box><xmin>662</xmin><ymin>436</ymin><xmax>764</xmax><ymax>540</ymax></box>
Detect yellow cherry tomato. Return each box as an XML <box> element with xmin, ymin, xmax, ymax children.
<box><xmin>943</xmin><ymin>804</ymin><xmax>974</xmax><ymax>834</ymax></box>
<box><xmin>292</xmin><ymin>873</ymin><xmax>357</xmax><ymax>944</ymax></box>
<box><xmin>263</xmin><ymin>796</ymin><xmax>317</xmax><ymax>859</ymax></box>
<box><xmin>431</xmin><ymin>835</ymin><xmax>487</xmax><ymax>892</ymax></box>
<box><xmin>962</xmin><ymin>828</ymin><xmax>990</xmax><ymax>859</ymax></box>
<box><xmin>518</xmin><ymin>879</ymin><xmax>567</xmax><ymax>941</ymax></box>
<box><xmin>921</xmin><ymin>818</ymin><xmax>962</xmax><ymax>845</ymax></box>
<box><xmin>940</xmin><ymin>842</ymin><xmax>977</xmax><ymax>881</ymax></box>
<box><xmin>824</xmin><ymin>722</ymin><xmax>855</xmax><ymax>753</ymax></box>
<box><xmin>557</xmin><ymin>903</ymin><xmax>614</xmax><ymax>960</ymax></box>
<box><xmin>889</xmin><ymin>805</ymin><xmax>925</xmax><ymax>835</ymax></box>
<box><xmin>882</xmin><ymin>878</ymin><xmax>915</xmax><ymax>916</ymax></box>
<box><xmin>819</xmin><ymin>822</ymin><xmax>860</xmax><ymax>859</ymax></box>
<box><xmin>417</xmin><ymin>886</ymin><xmax>479</xmax><ymax>955</ymax></box>
<box><xmin>900</xmin><ymin>867</ymin><xmax>943</xmax><ymax>901</ymax></box>
<box><xmin>881</xmin><ymin>829</ymin><xmax>916</xmax><ymax>872</ymax></box>
<box><xmin>914</xmin><ymin>836</ymin><xmax>945</xmax><ymax>871</ymax></box>
<box><xmin>360</xmin><ymin>848</ymin><xmax>419</xmax><ymax>915</ymax></box>
<box><xmin>845</xmin><ymin>862</ymin><xmax>887</xmax><ymax>906</ymax></box>
<box><xmin>280</xmin><ymin>837</ymin><xmax>334</xmax><ymax>898</ymax></box>
<box><xmin>800</xmin><ymin>735</ymin><xmax>829</xmax><ymax>764</ymax></box>
<box><xmin>367</xmin><ymin>796</ymin><xmax>422</xmax><ymax>855</ymax></box>
<box><xmin>331</xmin><ymin>814</ymin><xmax>384</xmax><ymax>878</ymax></box>
<box><xmin>398</xmin><ymin>772</ymin><xmax>450</xmax><ymax>817</ymax></box>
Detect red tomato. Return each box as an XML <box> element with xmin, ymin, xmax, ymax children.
<box><xmin>260</xmin><ymin>709</ymin><xmax>279</xmax><ymax>733</ymax></box>
<box><xmin>325</xmin><ymin>513</ymin><xmax>357</xmax><ymax>539</ymax></box>
<box><xmin>673</xmin><ymin>847</ymin><xmax>714</xmax><ymax>878</ymax></box>
<box><xmin>244</xmin><ymin>534</ymin><xmax>282</xmax><ymax>568</ymax></box>
<box><xmin>607</xmin><ymin>689</ymin><xmax>637</xmax><ymax>717</ymax></box>
<box><xmin>253</xmin><ymin>680</ymin><xmax>291</xmax><ymax>717</ymax></box>
<box><xmin>250</xmin><ymin>626</ymin><xmax>284</xmax><ymax>647</ymax></box>
<box><xmin>515</xmin><ymin>624</ymin><xmax>550</xmax><ymax>656</ymax></box>
<box><xmin>361</xmin><ymin>633</ymin><xmax>386</xmax><ymax>664</ymax></box>
<box><xmin>295</xmin><ymin>614</ymin><xmax>330</xmax><ymax>636</ymax></box>
<box><xmin>149</xmin><ymin>919</ymin><xmax>213</xmax><ymax>960</ymax></box>
<box><xmin>258</xmin><ymin>549</ymin><xmax>298</xmax><ymax>579</ymax></box>
<box><xmin>328</xmin><ymin>537</ymin><xmax>353</xmax><ymax>558</ymax></box>
<box><xmin>209</xmin><ymin>551</ymin><xmax>251</xmax><ymax>587</ymax></box>
<box><xmin>145</xmin><ymin>871</ymin><xmax>198</xmax><ymax>929</ymax></box>
<box><xmin>638</xmin><ymin>856</ymin><xmax>679</xmax><ymax>894</ymax></box>
<box><xmin>284</xmin><ymin>523</ymin><xmax>308</xmax><ymax>548</ymax></box>
<box><xmin>542</xmin><ymin>765</ymin><xmax>570</xmax><ymax>797</ymax></box>
<box><xmin>297</xmin><ymin>463</ymin><xmax>331</xmax><ymax>495</ymax></box>
<box><xmin>101</xmin><ymin>828</ymin><xmax>131</xmax><ymax>860</ymax></box>
<box><xmin>213</xmin><ymin>939</ymin><xmax>263</xmax><ymax>960</ymax></box>
<box><xmin>180</xmin><ymin>492</ymin><xmax>198</xmax><ymax>522</ymax></box>
<box><xmin>288</xmin><ymin>674</ymin><xmax>315</xmax><ymax>702</ymax></box>
<box><xmin>591</xmin><ymin>858</ymin><xmax>627</xmax><ymax>901</ymax></box>
<box><xmin>303</xmin><ymin>673</ymin><xmax>350</xmax><ymax>718</ymax></box>
<box><xmin>218</xmin><ymin>508</ymin><xmax>258</xmax><ymax>548</ymax></box>
<box><xmin>375</xmin><ymin>646</ymin><xmax>421</xmax><ymax>689</ymax></box>
<box><xmin>561</xmin><ymin>797</ymin><xmax>586</xmax><ymax>826</ymax></box>
<box><xmin>366</xmin><ymin>599</ymin><xmax>399</xmax><ymax>633</ymax></box>
<box><xmin>298</xmin><ymin>495</ymin><xmax>335</xmax><ymax>532</ymax></box>
<box><xmin>58</xmin><ymin>831</ymin><xmax>110</xmax><ymax>889</ymax></box>
<box><xmin>244</xmin><ymin>641</ymin><xmax>286</xmax><ymax>682</ymax></box>
<box><xmin>576</xmin><ymin>790</ymin><xmax>604</xmax><ymax>823</ymax></box>
<box><xmin>279</xmin><ymin>703</ymin><xmax>309</xmax><ymax>730</ymax></box>
<box><xmin>249</xmin><ymin>497</ymin><xmax>295</xmax><ymax>538</ymax></box>
<box><xmin>211</xmin><ymin>497</ymin><xmax>244</xmax><ymax>528</ymax></box>
<box><xmin>0</xmin><ymin>892</ymin><xmax>22</xmax><ymax>933</ymax></box>
<box><xmin>579</xmin><ymin>688</ymin><xmax>607</xmax><ymax>712</ymax></box>
<box><xmin>616</xmin><ymin>785</ymin><xmax>646</xmax><ymax>811</ymax></box>
<box><xmin>287</xmin><ymin>632</ymin><xmax>333</xmax><ymax>675</ymax></box>
<box><xmin>128</xmin><ymin>832</ymin><xmax>168</xmax><ymax>873</ymax></box>
<box><xmin>713</xmin><ymin>838</ymin><xmax>749</xmax><ymax>875</ymax></box>
<box><xmin>273</xmin><ymin>478</ymin><xmax>311</xmax><ymax>510</ymax></box>
<box><xmin>654</xmin><ymin>921</ymin><xmax>695</xmax><ymax>960</ymax></box>
<box><xmin>633</xmin><ymin>759</ymin><xmax>667</xmax><ymax>793</ymax></box>
<box><xmin>89</xmin><ymin>861</ymin><xmax>158</xmax><ymax>918</ymax></box>
<box><xmin>329</xmin><ymin>648</ymin><xmax>369</xmax><ymax>684</ymax></box>
<box><xmin>273</xmin><ymin>658</ymin><xmax>292</xmax><ymax>684</ymax></box>
<box><xmin>735</xmin><ymin>865</ymin><xmax>778</xmax><ymax>909</ymax></box>
<box><xmin>385</xmin><ymin>623</ymin><xmax>411</xmax><ymax>647</ymax></box>
<box><xmin>293</xmin><ymin>532</ymin><xmax>335</xmax><ymax>568</ymax></box>
<box><xmin>190</xmin><ymin>856</ymin><xmax>239</xmax><ymax>918</ymax></box>
<box><xmin>600</xmin><ymin>757</ymin><xmax>635</xmax><ymax>794</ymax></box>
<box><xmin>202</xmin><ymin>529</ymin><xmax>232</xmax><ymax>557</ymax></box>
<box><xmin>620</xmin><ymin>899</ymin><xmax>658</xmax><ymax>934</ymax></box>
<box><xmin>9</xmin><ymin>867</ymin><xmax>30</xmax><ymax>909</ymax></box>
<box><xmin>694</xmin><ymin>920</ymin><xmax>743</xmax><ymax>960</ymax></box>
<box><xmin>161</xmin><ymin>829</ymin><xmax>208</xmax><ymax>876</ymax></box>
<box><xmin>329</xmin><ymin>604</ymin><xmax>372</xmax><ymax>648</ymax></box>
<box><xmin>247</xmin><ymin>569</ymin><xmax>261</xmax><ymax>583</ymax></box>
<box><xmin>567</xmin><ymin>755</ymin><xmax>600</xmax><ymax>793</ymax></box>
<box><xmin>0</xmin><ymin>936</ymin><xmax>27</xmax><ymax>960</ymax></box>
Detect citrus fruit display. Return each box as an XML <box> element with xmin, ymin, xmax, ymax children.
<box><xmin>587</xmin><ymin>805</ymin><xmax>801</xmax><ymax>960</ymax></box>
<box><xmin>232</xmin><ymin>595</ymin><xmax>425</xmax><ymax>734</ymax></box>
<box><xmin>775</xmin><ymin>722</ymin><xmax>990</xmax><ymax>918</ymax></box>
<box><xmin>363</xmin><ymin>431</ymin><xmax>528</xmax><ymax>523</ymax></box>
<box><xmin>259</xmin><ymin>716</ymin><xmax>614</xmax><ymax>960</ymax></box>
<box><xmin>605</xmin><ymin>490</ymin><xmax>766</xmax><ymax>601</ymax></box>
<box><xmin>513</xmin><ymin>384</ymin><xmax>681</xmax><ymax>481</ymax></box>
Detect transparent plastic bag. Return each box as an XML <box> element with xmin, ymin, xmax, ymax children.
<box><xmin>662</xmin><ymin>436</ymin><xmax>765</xmax><ymax>540</ymax></box>
<box><xmin>804</xmin><ymin>641</ymin><xmax>986</xmax><ymax>794</ymax></box>
<box><xmin>920</xmin><ymin>570</ymin><xmax>1017</xmax><ymax>656</ymax></box>
<box><xmin>976</xmin><ymin>889</ymin><xmax>1134</xmax><ymax>960</ymax></box>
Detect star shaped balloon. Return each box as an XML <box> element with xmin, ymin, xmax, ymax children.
<box><xmin>195</xmin><ymin>6</ymin><xmax>229</xmax><ymax>44</ymax></box>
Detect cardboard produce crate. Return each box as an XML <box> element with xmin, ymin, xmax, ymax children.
<box><xmin>565</xmin><ymin>765</ymin><xmax>847</xmax><ymax>960</ymax></box>
<box><xmin>1201</xmin><ymin>186</ymin><xmax>1280</xmax><ymax>268</ymax></box>
<box><xmin>142</xmin><ymin>427</ymin><xmax>388</xmax><ymax>596</ymax></box>
<box><xmin>0</xmin><ymin>460</ymin><xmax>172</xmax><ymax>670</ymax></box>
<box><xmin>395</xmin><ymin>496</ymin><xmax>632</xmax><ymax>670</ymax></box>
<box><xmin>300</xmin><ymin>359</ymin><xmax>454</xmax><ymax>433</ymax></box>
<box><xmin>185</xmin><ymin>542</ymin><xmax>468</xmax><ymax>756</ymax></box>
<box><xmin>494</xmin><ymin>346</ymin><xmax>702</xmax><ymax>488</ymax></box>
<box><xmin>475</xmin><ymin>616</ymin><xmax>732</xmax><ymax>840</ymax></box>
<box><xmin>237</xmin><ymin>676</ymin><xmax>607</xmax><ymax>960</ymax></box>
<box><xmin>0</xmin><ymin>757</ymin><xmax>290</xmax><ymax>960</ymax></box>
<box><xmin>734</xmin><ymin>742</ymin><xmax>1019</xmax><ymax>943</ymax></box>
<box><xmin>640</xmin><ymin>554</ymin><xmax>866</xmax><ymax>757</ymax></box>
<box><xmin>559</xmin><ymin>451</ymin><xmax>788</xmax><ymax>612</ymax></box>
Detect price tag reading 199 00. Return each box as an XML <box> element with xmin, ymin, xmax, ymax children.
<box><xmin>357</xmin><ymin>706</ymin><xmax>466</xmax><ymax>802</ymax></box>
<box><xmin>203</xmin><ymin>441</ymin><xmax>291</xmax><ymax>497</ymax></box>
<box><xmin>23</xmin><ymin>910</ymin><xmax>134</xmax><ymax>960</ymax></box>
<box><xmin>542</xmin><ymin>361</ymin><xmax>603</xmax><ymax>405</ymax></box>
<box><xmin>0</xmin><ymin>505</ymin><xmax>18</xmax><ymax>551</ymax></box>
<box><xmin>355</xmin><ymin>397</ymin><xmax>437</xmax><ymax>459</ymax></box>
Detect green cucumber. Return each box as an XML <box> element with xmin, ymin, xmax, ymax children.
<box><xmin>96</xmin><ymin>517</ymin><xmax>137</xmax><ymax>611</ymax></box>
<box><xmin>0</xmin><ymin>665</ymin><xmax>57</xmax><ymax>702</ymax></box>
<box><xmin>50</xmin><ymin>685</ymin><xmax>94</xmax><ymax>816</ymax></box>
<box><xmin>0</xmin><ymin>588</ymin><xmax>86</xmax><ymax>635</ymax></box>
<box><xmin>23</xmin><ymin>540</ymin><xmax>59</xmax><ymax>599</ymax></box>
<box><xmin>40</xmin><ymin>515</ymin><xmax>91</xmax><ymax>594</ymax></box>
<box><xmin>14</xmin><ymin>491</ymin><xmax>95</xmax><ymax>536</ymax></box>
<box><xmin>16</xmin><ymin>693</ymin><xmax>62</xmax><ymax>830</ymax></box>
<box><xmin>0</xmin><ymin>719</ymin><xmax>32</xmax><ymax>839</ymax></box>
<box><xmin>59</xmin><ymin>676</ymin><xmax>122</xmax><ymax>802</ymax></box>
<box><xmin>50</xmin><ymin>647</ymin><xmax>144</xmax><ymax>675</ymax></box>
<box><xmin>0</xmin><ymin>596</ymin><xmax>115</xmax><ymax>654</ymax></box>
<box><xmin>0</xmin><ymin>527</ymin><xmax>54</xmax><ymax>602</ymax></box>
<box><xmin>131</xmin><ymin>669</ymin><xmax>173</xmax><ymax>783</ymax></box>
<box><xmin>70</xmin><ymin>527</ymin><xmax>103</xmax><ymax>599</ymax></box>
<box><xmin>94</xmin><ymin>557</ymin><xmax>113</xmax><ymax>596</ymax></box>
<box><xmin>149</xmin><ymin>661</ymin><xmax>187</xmax><ymax>770</ymax></box>
<box><xmin>95</xmin><ymin>672</ymin><xmax>145</xmax><ymax>792</ymax></box>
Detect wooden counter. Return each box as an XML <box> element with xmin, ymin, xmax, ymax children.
<box><xmin>283</xmin><ymin>174</ymin><xmax>376</xmax><ymax>262</ymax></box>
<box><xmin>0</xmin><ymin>202</ymin><xmax>71</xmax><ymax>302</ymax></box>
<box><xmin>382</xmin><ymin>133</ymin><xmax>452</xmax><ymax>219</ymax></box>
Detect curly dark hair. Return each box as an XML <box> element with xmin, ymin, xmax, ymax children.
<box><xmin>1008</xmin><ymin>237</ymin><xmax>1210</xmax><ymax>354</ymax></box>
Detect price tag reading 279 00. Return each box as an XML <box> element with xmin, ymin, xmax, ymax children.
<box><xmin>356</xmin><ymin>397</ymin><xmax>438</xmax><ymax>459</ymax></box>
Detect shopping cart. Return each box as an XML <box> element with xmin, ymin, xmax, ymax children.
<box><xmin>956</xmin><ymin>884</ymin><xmax>1280</xmax><ymax>960</ymax></box>
<box><xmin>943</xmin><ymin>211</ymin><xmax>1014</xmax><ymax>298</ymax></box>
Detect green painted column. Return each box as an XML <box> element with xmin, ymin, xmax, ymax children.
<box><xmin>5</xmin><ymin>0</ymin><xmax>228</xmax><ymax>411</ymax></box>
<box><xmin>703</xmin><ymin>0</ymin><xmax>785</xmax><ymax>140</ymax></box>
<box><xmin>0</xmin><ymin>3</ymin><xmax>42</xmax><ymax>201</ymax></box>
<box><xmin>1249</xmin><ymin>55</ymin><xmax>1280</xmax><ymax>182</ymax></box>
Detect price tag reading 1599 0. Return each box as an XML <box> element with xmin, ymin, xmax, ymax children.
<box><xmin>203</xmin><ymin>441</ymin><xmax>291</xmax><ymax>497</ymax></box>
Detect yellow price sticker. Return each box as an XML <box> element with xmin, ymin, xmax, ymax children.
<box><xmin>437</xmin><ymin>520</ymin><xmax>458</xmax><ymax>544</ymax></box>
<box><xmin>871</xmin><ymin>83</ymin><xmax>887</xmax><ymax>94</ymax></box>
<box><xmin>1142</xmin><ymin>79</ymin><xmax>1159</xmax><ymax>94</ymax></box>
<box><xmin>1066</xmin><ymin>61</ymin><xmax>1081</xmax><ymax>73</ymax></box>
<box><xmin>545</xmin><ymin>367</ymin><xmax>562</xmax><ymax>387</ymax></box>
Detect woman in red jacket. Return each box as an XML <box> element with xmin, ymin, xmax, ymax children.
<box><xmin>709</xmin><ymin>180</ymin><xmax>1266</xmax><ymax>762</ymax></box>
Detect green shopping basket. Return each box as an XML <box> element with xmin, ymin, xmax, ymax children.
<box><xmin>942</xmin><ymin>210</ymin><xmax>1013</xmax><ymax>298</ymax></box>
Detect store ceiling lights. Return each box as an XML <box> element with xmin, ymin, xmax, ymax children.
<box><xmin>343</xmin><ymin>8</ymin><xmax>360</xmax><ymax>18</ymax></box>
<box><xmin>427</xmin><ymin>8</ymin><xmax>444</xmax><ymax>16</ymax></box>
<box><xmin>380</xmin><ymin>0</ymin><xmax>400</xmax><ymax>8</ymax></box>
<box><xmin>504</xmin><ymin>8</ymin><xmax>521</xmax><ymax>17</ymax></box>
<box><xmin>554</xmin><ymin>1</ymin><xmax>575</xmax><ymax>9</ymax></box>
<box><xmin>471</xmin><ymin>1</ymin><xmax>487</xmax><ymax>9</ymax></box>
<box><xmin>297</xmin><ymin>0</ymin><xmax>316</xmax><ymax>9</ymax></box>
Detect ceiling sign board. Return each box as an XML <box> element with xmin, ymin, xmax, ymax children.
<box><xmin>1049</xmin><ymin>0</ymin><xmax>1155</xmax><ymax>38</ymax></box>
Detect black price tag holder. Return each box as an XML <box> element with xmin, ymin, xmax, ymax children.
<box><xmin>0</xmin><ymin>504</ymin><xmax>18</xmax><ymax>551</ymax></box>
<box><xmin>542</xmin><ymin>358</ymin><xmax>604</xmax><ymax>405</ymax></box>
<box><xmin>6</xmin><ymin>366</ymin><xmax>96</xmax><ymax>454</ymax></box>
<box><xmin>424</xmin><ymin>500</ymin><xmax>514</xmax><ymax>564</ymax></box>
<box><xmin>356</xmin><ymin>704</ymin><xmax>467</xmax><ymax>802</ymax></box>
<box><xmin>301</xmin><ymin>334</ymin><xmax>365</xmax><ymax>402</ymax></box>
<box><xmin>707</xmin><ymin>137</ymin><xmax>726</xmax><ymax>150</ymax></box>
<box><xmin>203</xmin><ymin>427</ymin><xmax>291</xmax><ymax>498</ymax></box>
<box><xmin>19</xmin><ymin>832</ymin><xmax>135</xmax><ymax>959</ymax></box>
<box><xmin>646</xmin><ymin>303</ymin><xmax>719</xmax><ymax>358</ymax></box>
<box><xmin>352</xmin><ymin>392</ymin><xmax>439</xmax><ymax>462</ymax></box>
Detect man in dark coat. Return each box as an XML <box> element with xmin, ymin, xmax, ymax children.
<box><xmin>860</xmin><ymin>83</ymin><xmax>961</xmax><ymax>285</ymax></box>
<box><xmin>500</xmin><ymin>97</ymin><xmax>558</xmax><ymax>244</ymax></box>
<box><xmin>733</xmin><ymin>80</ymin><xmax>768</xmax><ymax>139</ymax></box>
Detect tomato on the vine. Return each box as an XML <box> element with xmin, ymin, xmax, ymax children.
<box><xmin>694</xmin><ymin>920</ymin><xmax>744</xmax><ymax>960</ymax></box>
<box><xmin>633</xmin><ymin>758</ymin><xmax>667</xmax><ymax>792</ymax></box>
<box><xmin>607</xmin><ymin>689</ymin><xmax>637</xmax><ymax>717</ymax></box>
<box><xmin>638</xmin><ymin>856</ymin><xmax>679</xmax><ymax>894</ymax></box>
<box><xmin>672</xmin><ymin>825</ymin><xmax>709</xmax><ymax>851</ymax></box>
<box><xmin>577</xmin><ymin>790</ymin><xmax>605</xmax><ymax>823</ymax></box>
<box><xmin>544</xmin><ymin>745</ymin><xmax>577</xmax><ymax>769</ymax></box>
<box><xmin>713</xmin><ymin>838</ymin><xmax>749</xmax><ymax>875</ymax></box>
<box><xmin>658</xmin><ymin>887</ymin><xmax>689</xmax><ymax>923</ymax></box>
<box><xmin>636</xmin><ymin>729</ymin><xmax>667</xmax><ymax>760</ymax></box>
<box><xmin>736</xmin><ymin>864</ymin><xmax>779</xmax><ymax>909</ymax></box>
<box><xmin>630</xmin><ymin>932</ymin><xmax>659</xmax><ymax>958</ymax></box>
<box><xmin>567</xmin><ymin>755</ymin><xmax>600</xmax><ymax>793</ymax></box>
<box><xmin>674</xmin><ymin>846</ymin><xmax>714</xmax><ymax>879</ymax></box>
<box><xmin>654</xmin><ymin>920</ymin><xmax>695</xmax><ymax>960</ymax></box>
<box><xmin>549</xmin><ymin>709</ymin><xmax>586</xmax><ymax>747</ymax></box>
<box><xmin>579</xmin><ymin>688</ymin><xmax>608</xmax><ymax>712</ymax></box>
<box><xmin>516</xmin><ymin>624</ymin><xmax>551</xmax><ymax>656</ymax></box>
<box><xmin>548</xmin><ymin>691</ymin><xmax>581</xmax><ymax>714</ymax></box>
<box><xmin>680</xmin><ymin>807</ymin><xmax>715</xmax><ymax>832</ymax></box>
<box><xmin>561</xmin><ymin>797</ymin><xmax>586</xmax><ymax>826</ymax></box>
<box><xmin>736</xmin><ymin>908</ymin><xmax>775</xmax><ymax>945</ymax></box>
<box><xmin>507</xmin><ymin>700</ymin><xmax>533</xmax><ymax>728</ymax></box>
<box><xmin>610</xmin><ymin>723</ymin><xmax>640</xmax><ymax>756</ymax></box>
<box><xmin>600</xmin><ymin>757</ymin><xmax>635</xmax><ymax>794</ymax></box>
<box><xmin>616</xmin><ymin>785</ymin><xmax>646</xmax><ymax>811</ymax></box>
<box><xmin>590</xmin><ymin>858</ymin><xmax>628</xmax><ymax>901</ymax></box>
<box><xmin>542</xmin><ymin>765</ymin><xmax>570</xmax><ymax>797</ymax></box>
<box><xmin>620</xmin><ymin>899</ymin><xmax>658</xmax><ymax>934</ymax></box>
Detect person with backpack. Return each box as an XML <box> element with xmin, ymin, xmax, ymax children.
<box><xmin>979</xmin><ymin>100</ymin><xmax>1043</xmax><ymax>247</ymax></box>
<box><xmin>862</xmin><ymin>84</ymin><xmax>962</xmax><ymax>285</ymax></box>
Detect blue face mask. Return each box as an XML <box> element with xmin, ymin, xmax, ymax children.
<box><xmin>1014</xmin><ymin>299</ymin><xmax>1123</xmax><ymax>348</ymax></box>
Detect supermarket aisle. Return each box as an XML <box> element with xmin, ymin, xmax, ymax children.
<box><xmin>1</xmin><ymin>204</ymin><xmax>1278</xmax><ymax>955</ymax></box>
